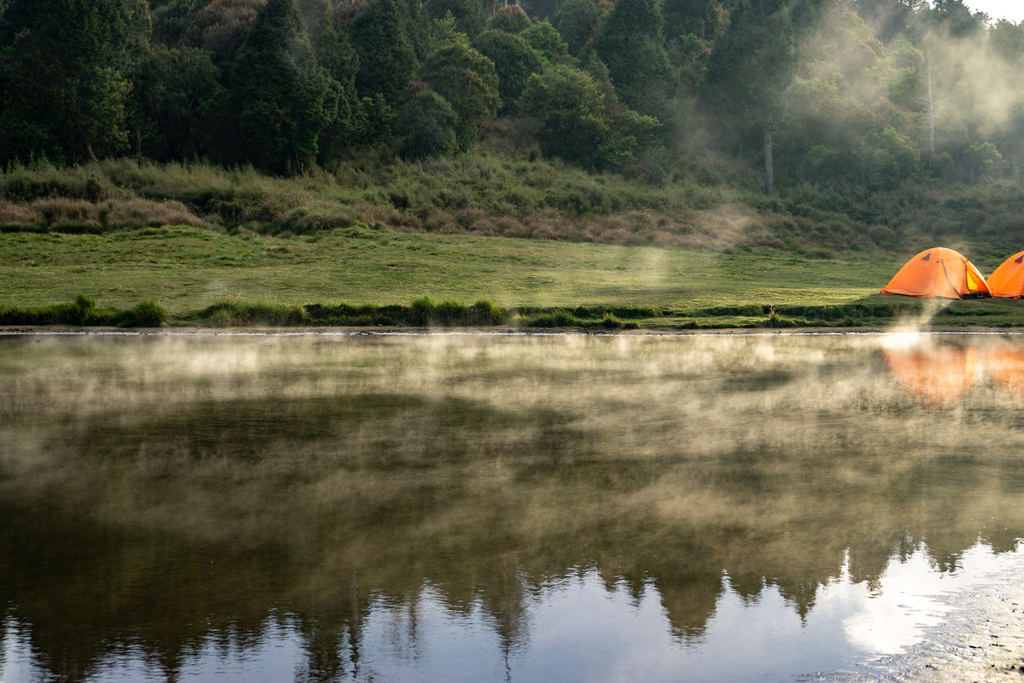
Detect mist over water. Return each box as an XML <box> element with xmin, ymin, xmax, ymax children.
<box><xmin>2</xmin><ymin>333</ymin><xmax>1024</xmax><ymax>682</ymax></box>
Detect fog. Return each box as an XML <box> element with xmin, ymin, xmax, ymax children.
<box><xmin>3</xmin><ymin>333</ymin><xmax>1024</xmax><ymax>680</ymax></box>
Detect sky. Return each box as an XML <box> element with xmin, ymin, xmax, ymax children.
<box><xmin>965</xmin><ymin>1</ymin><xmax>1024</xmax><ymax>22</ymax></box>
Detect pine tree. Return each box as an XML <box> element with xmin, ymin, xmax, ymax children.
<box><xmin>298</xmin><ymin>0</ymin><xmax>361</xmax><ymax>162</ymax></box>
<box><xmin>351</xmin><ymin>0</ymin><xmax>417</xmax><ymax>104</ymax></box>
<box><xmin>0</xmin><ymin>0</ymin><xmax>150</xmax><ymax>164</ymax></box>
<box><xmin>555</xmin><ymin>0</ymin><xmax>597</xmax><ymax>58</ymax></box>
<box><xmin>590</xmin><ymin>0</ymin><xmax>676</xmax><ymax>119</ymax></box>
<box><xmin>231</xmin><ymin>0</ymin><xmax>337</xmax><ymax>173</ymax></box>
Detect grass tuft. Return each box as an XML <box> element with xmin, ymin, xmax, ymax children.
<box><xmin>526</xmin><ymin>310</ymin><xmax>582</xmax><ymax>327</ymax></box>
<box><xmin>601</xmin><ymin>312</ymin><xmax>624</xmax><ymax>329</ymax></box>
<box><xmin>408</xmin><ymin>296</ymin><xmax>510</xmax><ymax>326</ymax></box>
<box><xmin>116</xmin><ymin>300</ymin><xmax>167</xmax><ymax>327</ymax></box>
<box><xmin>194</xmin><ymin>301</ymin><xmax>308</xmax><ymax>327</ymax></box>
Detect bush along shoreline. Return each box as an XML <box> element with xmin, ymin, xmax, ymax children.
<box><xmin>0</xmin><ymin>295</ymin><xmax>996</xmax><ymax>331</ymax></box>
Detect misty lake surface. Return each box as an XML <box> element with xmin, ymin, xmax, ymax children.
<box><xmin>3</xmin><ymin>331</ymin><xmax>1024</xmax><ymax>682</ymax></box>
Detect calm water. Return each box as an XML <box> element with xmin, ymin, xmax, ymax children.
<box><xmin>2</xmin><ymin>332</ymin><xmax>1024</xmax><ymax>682</ymax></box>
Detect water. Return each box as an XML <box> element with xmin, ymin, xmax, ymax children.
<box><xmin>2</xmin><ymin>332</ymin><xmax>1024</xmax><ymax>682</ymax></box>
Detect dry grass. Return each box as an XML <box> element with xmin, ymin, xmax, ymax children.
<box><xmin>0</xmin><ymin>201</ymin><xmax>37</xmax><ymax>224</ymax></box>
<box><xmin>0</xmin><ymin>196</ymin><xmax>210</xmax><ymax>230</ymax></box>
<box><xmin>0</xmin><ymin>151</ymin><xmax>973</xmax><ymax>257</ymax></box>
<box><xmin>105</xmin><ymin>198</ymin><xmax>209</xmax><ymax>229</ymax></box>
<box><xmin>354</xmin><ymin>199</ymin><xmax>785</xmax><ymax>250</ymax></box>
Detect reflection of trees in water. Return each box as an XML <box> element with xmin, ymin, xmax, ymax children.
<box><xmin>3</xmin><ymin>335</ymin><xmax>1024</xmax><ymax>680</ymax></box>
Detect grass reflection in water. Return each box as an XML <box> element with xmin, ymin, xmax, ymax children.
<box><xmin>1</xmin><ymin>333</ymin><xmax>1024</xmax><ymax>681</ymax></box>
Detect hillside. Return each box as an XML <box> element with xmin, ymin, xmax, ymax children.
<box><xmin>2</xmin><ymin>132</ymin><xmax>1023</xmax><ymax>261</ymax></box>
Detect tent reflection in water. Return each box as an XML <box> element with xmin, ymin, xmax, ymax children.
<box><xmin>884</xmin><ymin>346</ymin><xmax>978</xmax><ymax>406</ymax></box>
<box><xmin>987</xmin><ymin>346</ymin><xmax>1024</xmax><ymax>394</ymax></box>
<box><xmin>986</xmin><ymin>251</ymin><xmax>1024</xmax><ymax>298</ymax></box>
<box><xmin>880</xmin><ymin>247</ymin><xmax>991</xmax><ymax>299</ymax></box>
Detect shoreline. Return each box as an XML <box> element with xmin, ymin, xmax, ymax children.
<box><xmin>4</xmin><ymin>324</ymin><xmax>1024</xmax><ymax>337</ymax></box>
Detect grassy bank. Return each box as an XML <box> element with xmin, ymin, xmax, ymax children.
<box><xmin>5</xmin><ymin>292</ymin><xmax>1023</xmax><ymax>330</ymax></box>
<box><xmin>4</xmin><ymin>151</ymin><xmax>1024</xmax><ymax>329</ymax></box>
<box><xmin>4</xmin><ymin>225</ymin><xmax>1024</xmax><ymax>329</ymax></box>
<box><xmin>2</xmin><ymin>146</ymin><xmax>1023</xmax><ymax>260</ymax></box>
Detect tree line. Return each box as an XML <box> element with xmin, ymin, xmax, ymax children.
<box><xmin>0</xmin><ymin>0</ymin><xmax>1021</xmax><ymax>193</ymax></box>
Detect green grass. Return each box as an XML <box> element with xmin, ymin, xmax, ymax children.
<box><xmin>0</xmin><ymin>226</ymin><xmax>892</xmax><ymax>310</ymax></box>
<box><xmin>3</xmin><ymin>224</ymin><xmax>1024</xmax><ymax>328</ymax></box>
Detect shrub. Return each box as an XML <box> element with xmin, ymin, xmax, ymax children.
<box><xmin>527</xmin><ymin>310</ymin><xmax>581</xmax><ymax>327</ymax></box>
<box><xmin>469</xmin><ymin>299</ymin><xmax>507</xmax><ymax>324</ymax></box>
<box><xmin>397</xmin><ymin>90</ymin><xmax>460</xmax><ymax>160</ymax></box>
<box><xmin>601</xmin><ymin>312</ymin><xmax>624</xmax><ymax>328</ymax></box>
<box><xmin>472</xmin><ymin>31</ymin><xmax>544</xmax><ymax>112</ymax></box>
<box><xmin>118</xmin><ymin>300</ymin><xmax>168</xmax><ymax>327</ymax></box>
<box><xmin>408</xmin><ymin>296</ymin><xmax>507</xmax><ymax>325</ymax></box>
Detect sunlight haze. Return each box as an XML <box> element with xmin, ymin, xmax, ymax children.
<box><xmin>966</xmin><ymin>1</ymin><xmax>1024</xmax><ymax>22</ymax></box>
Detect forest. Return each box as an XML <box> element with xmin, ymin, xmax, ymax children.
<box><xmin>0</xmin><ymin>0</ymin><xmax>1019</xmax><ymax>188</ymax></box>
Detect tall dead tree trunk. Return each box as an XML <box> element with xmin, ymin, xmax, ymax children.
<box><xmin>764</xmin><ymin>128</ymin><xmax>774</xmax><ymax>195</ymax></box>
<box><xmin>927</xmin><ymin>52</ymin><xmax>935</xmax><ymax>168</ymax></box>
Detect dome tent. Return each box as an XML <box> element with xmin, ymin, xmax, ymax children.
<box><xmin>986</xmin><ymin>251</ymin><xmax>1024</xmax><ymax>298</ymax></box>
<box><xmin>880</xmin><ymin>248</ymin><xmax>991</xmax><ymax>299</ymax></box>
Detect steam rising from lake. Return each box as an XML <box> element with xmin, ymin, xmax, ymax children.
<box><xmin>2</xmin><ymin>333</ymin><xmax>1024</xmax><ymax>681</ymax></box>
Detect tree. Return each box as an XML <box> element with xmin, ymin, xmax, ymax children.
<box><xmin>852</xmin><ymin>0</ymin><xmax>927</xmax><ymax>43</ymax></box>
<box><xmin>231</xmin><ymin>0</ymin><xmax>337</xmax><ymax>173</ymax></box>
<box><xmin>429</xmin><ymin>9</ymin><xmax>472</xmax><ymax>51</ymax></box>
<box><xmin>397</xmin><ymin>0</ymin><xmax>431</xmax><ymax>60</ymax></box>
<box><xmin>555</xmin><ymin>0</ymin><xmax>596</xmax><ymax>57</ymax></box>
<box><xmin>183</xmin><ymin>0</ymin><xmax>264</xmax><ymax>72</ymax></box>
<box><xmin>663</xmin><ymin>0</ymin><xmax>735</xmax><ymax>43</ymax></box>
<box><xmin>959</xmin><ymin>141</ymin><xmax>1003</xmax><ymax>181</ymax></box>
<box><xmin>926</xmin><ymin>0</ymin><xmax>985</xmax><ymax>39</ymax></box>
<box><xmin>989</xmin><ymin>19</ymin><xmax>1024</xmax><ymax>67</ymax></box>
<box><xmin>700</xmin><ymin>1</ymin><xmax>799</xmax><ymax>194</ymax></box>
<box><xmin>298</xmin><ymin>0</ymin><xmax>361</xmax><ymax>162</ymax></box>
<box><xmin>151</xmin><ymin>0</ymin><xmax>204</xmax><ymax>47</ymax></box>
<box><xmin>425</xmin><ymin>0</ymin><xmax>487</xmax><ymax>38</ymax></box>
<box><xmin>590</xmin><ymin>0</ymin><xmax>676</xmax><ymax>119</ymax></box>
<box><xmin>0</xmin><ymin>0</ymin><xmax>150</xmax><ymax>164</ymax></box>
<box><xmin>398</xmin><ymin>88</ymin><xmax>459</xmax><ymax>159</ymax></box>
<box><xmin>522</xmin><ymin>64</ymin><xmax>659</xmax><ymax>168</ymax></box>
<box><xmin>130</xmin><ymin>46</ymin><xmax>222</xmax><ymax>160</ymax></box>
<box><xmin>489</xmin><ymin>5</ymin><xmax>531</xmax><ymax>35</ymax></box>
<box><xmin>520</xmin><ymin>21</ymin><xmax>568</xmax><ymax>65</ymax></box>
<box><xmin>351</xmin><ymin>0</ymin><xmax>417</xmax><ymax>104</ymax></box>
<box><xmin>420</xmin><ymin>42</ymin><xmax>500</xmax><ymax>150</ymax></box>
<box><xmin>472</xmin><ymin>30</ymin><xmax>543</xmax><ymax>112</ymax></box>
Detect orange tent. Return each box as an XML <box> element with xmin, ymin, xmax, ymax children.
<box><xmin>880</xmin><ymin>247</ymin><xmax>991</xmax><ymax>299</ymax></box>
<box><xmin>884</xmin><ymin>346</ymin><xmax>978</xmax><ymax>406</ymax></box>
<box><xmin>986</xmin><ymin>251</ymin><xmax>1024</xmax><ymax>298</ymax></box>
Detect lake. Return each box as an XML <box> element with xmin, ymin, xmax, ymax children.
<box><xmin>2</xmin><ymin>331</ymin><xmax>1024</xmax><ymax>682</ymax></box>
